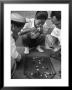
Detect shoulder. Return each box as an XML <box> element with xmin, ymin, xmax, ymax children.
<box><xmin>51</xmin><ymin>27</ymin><xmax>61</xmax><ymax>38</ymax></box>
<box><xmin>25</xmin><ymin>18</ymin><xmax>34</xmax><ymax>23</ymax></box>
<box><xmin>30</xmin><ymin>18</ymin><xmax>34</xmax><ymax>21</ymax></box>
<box><xmin>25</xmin><ymin>18</ymin><xmax>30</xmax><ymax>22</ymax></box>
<box><xmin>25</xmin><ymin>18</ymin><xmax>34</xmax><ymax>25</ymax></box>
<box><xmin>22</xmin><ymin>18</ymin><xmax>35</xmax><ymax>29</ymax></box>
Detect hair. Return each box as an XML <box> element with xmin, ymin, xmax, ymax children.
<box><xmin>51</xmin><ymin>11</ymin><xmax>61</xmax><ymax>21</ymax></box>
<box><xmin>35</xmin><ymin>11</ymin><xmax>48</xmax><ymax>20</ymax></box>
<box><xmin>11</xmin><ymin>20</ymin><xmax>25</xmax><ymax>28</ymax></box>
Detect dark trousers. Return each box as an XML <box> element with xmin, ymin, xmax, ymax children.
<box><xmin>22</xmin><ymin>34</ymin><xmax>45</xmax><ymax>48</ymax></box>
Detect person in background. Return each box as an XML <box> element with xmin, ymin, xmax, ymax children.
<box><xmin>19</xmin><ymin>11</ymin><xmax>48</xmax><ymax>54</ymax></box>
<box><xmin>45</xmin><ymin>11</ymin><xmax>61</xmax><ymax>52</ymax></box>
<box><xmin>11</xmin><ymin>13</ymin><xmax>26</xmax><ymax>77</ymax></box>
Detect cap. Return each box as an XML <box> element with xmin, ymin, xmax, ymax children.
<box><xmin>11</xmin><ymin>13</ymin><xmax>26</xmax><ymax>23</ymax></box>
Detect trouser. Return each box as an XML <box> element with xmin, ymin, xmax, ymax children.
<box><xmin>45</xmin><ymin>34</ymin><xmax>60</xmax><ymax>49</ymax></box>
<box><xmin>22</xmin><ymin>34</ymin><xmax>45</xmax><ymax>48</ymax></box>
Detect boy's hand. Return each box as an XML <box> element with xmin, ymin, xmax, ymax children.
<box><xmin>31</xmin><ymin>32</ymin><xmax>40</xmax><ymax>39</ymax></box>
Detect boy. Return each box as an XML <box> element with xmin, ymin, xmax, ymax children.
<box><xmin>45</xmin><ymin>11</ymin><xmax>61</xmax><ymax>52</ymax></box>
<box><xmin>11</xmin><ymin>13</ymin><xmax>26</xmax><ymax>76</ymax></box>
<box><xmin>19</xmin><ymin>11</ymin><xmax>48</xmax><ymax>54</ymax></box>
<box><xmin>11</xmin><ymin>12</ymin><xmax>26</xmax><ymax>41</ymax></box>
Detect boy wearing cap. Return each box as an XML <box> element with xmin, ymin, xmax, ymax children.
<box><xmin>19</xmin><ymin>11</ymin><xmax>48</xmax><ymax>54</ymax></box>
<box><xmin>11</xmin><ymin>13</ymin><xmax>26</xmax><ymax>41</ymax></box>
<box><xmin>11</xmin><ymin>13</ymin><xmax>26</xmax><ymax>76</ymax></box>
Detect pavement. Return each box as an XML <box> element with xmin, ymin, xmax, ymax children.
<box><xmin>12</xmin><ymin>36</ymin><xmax>61</xmax><ymax>79</ymax></box>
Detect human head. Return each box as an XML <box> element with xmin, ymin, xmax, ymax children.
<box><xmin>11</xmin><ymin>13</ymin><xmax>26</xmax><ymax>32</ymax></box>
<box><xmin>34</xmin><ymin>11</ymin><xmax>48</xmax><ymax>28</ymax></box>
<box><xmin>51</xmin><ymin>11</ymin><xmax>61</xmax><ymax>29</ymax></box>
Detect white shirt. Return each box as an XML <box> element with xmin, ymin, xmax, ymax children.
<box><xmin>11</xmin><ymin>31</ymin><xmax>18</xmax><ymax>59</ymax></box>
<box><xmin>21</xmin><ymin>18</ymin><xmax>48</xmax><ymax>32</ymax></box>
<box><xmin>45</xmin><ymin>26</ymin><xmax>61</xmax><ymax>50</ymax></box>
<box><xmin>51</xmin><ymin>26</ymin><xmax>61</xmax><ymax>45</ymax></box>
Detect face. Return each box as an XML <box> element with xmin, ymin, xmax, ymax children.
<box><xmin>11</xmin><ymin>24</ymin><xmax>24</xmax><ymax>41</ymax></box>
<box><xmin>11</xmin><ymin>24</ymin><xmax>23</xmax><ymax>33</ymax></box>
<box><xmin>51</xmin><ymin>16</ymin><xmax>61</xmax><ymax>29</ymax></box>
<box><xmin>34</xmin><ymin>19</ymin><xmax>46</xmax><ymax>28</ymax></box>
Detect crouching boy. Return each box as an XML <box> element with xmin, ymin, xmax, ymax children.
<box><xmin>19</xmin><ymin>11</ymin><xmax>48</xmax><ymax>54</ymax></box>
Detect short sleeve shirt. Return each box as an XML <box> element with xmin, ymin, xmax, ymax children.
<box><xmin>11</xmin><ymin>31</ymin><xmax>18</xmax><ymax>59</ymax></box>
<box><xmin>51</xmin><ymin>27</ymin><xmax>61</xmax><ymax>45</ymax></box>
<box><xmin>22</xmin><ymin>18</ymin><xmax>48</xmax><ymax>32</ymax></box>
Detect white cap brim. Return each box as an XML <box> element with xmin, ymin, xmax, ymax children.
<box><xmin>11</xmin><ymin>13</ymin><xmax>26</xmax><ymax>23</ymax></box>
